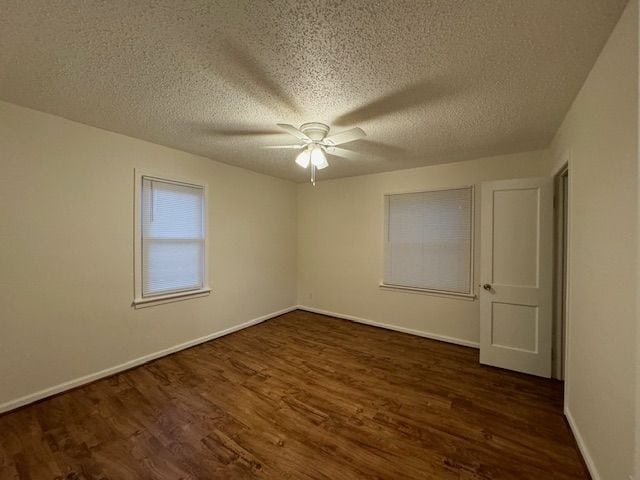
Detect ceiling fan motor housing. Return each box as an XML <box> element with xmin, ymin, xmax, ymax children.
<box><xmin>300</xmin><ymin>122</ymin><xmax>330</xmax><ymax>141</ymax></box>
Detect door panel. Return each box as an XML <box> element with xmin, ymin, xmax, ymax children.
<box><xmin>492</xmin><ymin>188</ymin><xmax>540</xmax><ymax>287</ymax></box>
<box><xmin>491</xmin><ymin>302</ymin><xmax>538</xmax><ymax>352</ymax></box>
<box><xmin>480</xmin><ymin>178</ymin><xmax>553</xmax><ymax>377</ymax></box>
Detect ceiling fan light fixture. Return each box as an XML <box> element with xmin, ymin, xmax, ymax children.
<box><xmin>271</xmin><ymin>123</ymin><xmax>367</xmax><ymax>184</ymax></box>
<box><xmin>295</xmin><ymin>148</ymin><xmax>311</xmax><ymax>168</ymax></box>
<box><xmin>310</xmin><ymin>145</ymin><xmax>328</xmax><ymax>170</ymax></box>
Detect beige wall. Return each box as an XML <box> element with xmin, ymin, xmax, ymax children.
<box><xmin>0</xmin><ymin>101</ymin><xmax>298</xmax><ymax>410</ymax></box>
<box><xmin>549</xmin><ymin>1</ymin><xmax>638</xmax><ymax>478</ymax></box>
<box><xmin>297</xmin><ymin>149</ymin><xmax>551</xmax><ymax>346</ymax></box>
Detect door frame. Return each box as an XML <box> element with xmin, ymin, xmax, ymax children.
<box><xmin>552</xmin><ymin>165</ymin><xmax>569</xmax><ymax>380</ymax></box>
<box><xmin>551</xmin><ymin>152</ymin><xmax>572</xmax><ymax>409</ymax></box>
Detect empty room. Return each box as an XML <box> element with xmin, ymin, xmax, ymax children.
<box><xmin>1</xmin><ymin>1</ymin><xmax>638</xmax><ymax>479</ymax></box>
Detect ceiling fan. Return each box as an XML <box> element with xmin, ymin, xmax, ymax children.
<box><xmin>263</xmin><ymin>122</ymin><xmax>367</xmax><ymax>185</ymax></box>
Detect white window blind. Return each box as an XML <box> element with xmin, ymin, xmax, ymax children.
<box><xmin>141</xmin><ymin>177</ymin><xmax>205</xmax><ymax>297</ymax></box>
<box><xmin>384</xmin><ymin>187</ymin><xmax>473</xmax><ymax>295</ymax></box>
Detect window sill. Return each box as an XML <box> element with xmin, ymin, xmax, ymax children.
<box><xmin>379</xmin><ymin>283</ymin><xmax>476</xmax><ymax>300</ymax></box>
<box><xmin>133</xmin><ymin>287</ymin><xmax>211</xmax><ymax>308</ymax></box>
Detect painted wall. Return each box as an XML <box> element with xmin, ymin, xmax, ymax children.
<box><xmin>549</xmin><ymin>1</ymin><xmax>638</xmax><ymax>478</ymax></box>
<box><xmin>0</xmin><ymin>101</ymin><xmax>298</xmax><ymax>410</ymax></box>
<box><xmin>297</xmin><ymin>149</ymin><xmax>551</xmax><ymax>347</ymax></box>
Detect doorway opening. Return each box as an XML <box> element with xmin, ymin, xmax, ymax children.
<box><xmin>553</xmin><ymin>166</ymin><xmax>569</xmax><ymax>380</ymax></box>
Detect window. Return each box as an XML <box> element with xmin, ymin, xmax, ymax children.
<box><xmin>383</xmin><ymin>187</ymin><xmax>473</xmax><ymax>296</ymax></box>
<box><xmin>134</xmin><ymin>174</ymin><xmax>209</xmax><ymax>305</ymax></box>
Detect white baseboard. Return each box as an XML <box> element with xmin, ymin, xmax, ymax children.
<box><xmin>0</xmin><ymin>305</ymin><xmax>297</xmax><ymax>415</ymax></box>
<box><xmin>564</xmin><ymin>405</ymin><xmax>600</xmax><ymax>480</ymax></box>
<box><xmin>297</xmin><ymin>305</ymin><xmax>479</xmax><ymax>349</ymax></box>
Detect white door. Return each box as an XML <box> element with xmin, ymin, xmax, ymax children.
<box><xmin>480</xmin><ymin>177</ymin><xmax>553</xmax><ymax>377</ymax></box>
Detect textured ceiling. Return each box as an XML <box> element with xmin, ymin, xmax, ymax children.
<box><xmin>0</xmin><ymin>0</ymin><xmax>628</xmax><ymax>182</ymax></box>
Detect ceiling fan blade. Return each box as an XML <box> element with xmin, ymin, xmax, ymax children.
<box><xmin>323</xmin><ymin>127</ymin><xmax>366</xmax><ymax>146</ymax></box>
<box><xmin>261</xmin><ymin>144</ymin><xmax>305</xmax><ymax>149</ymax></box>
<box><xmin>277</xmin><ymin>123</ymin><xmax>311</xmax><ymax>141</ymax></box>
<box><xmin>325</xmin><ymin>146</ymin><xmax>367</xmax><ymax>160</ymax></box>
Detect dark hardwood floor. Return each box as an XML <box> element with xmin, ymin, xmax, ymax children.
<box><xmin>0</xmin><ymin>310</ymin><xmax>588</xmax><ymax>479</ymax></box>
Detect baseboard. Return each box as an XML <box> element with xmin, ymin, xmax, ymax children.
<box><xmin>564</xmin><ymin>405</ymin><xmax>600</xmax><ymax>480</ymax></box>
<box><xmin>0</xmin><ymin>305</ymin><xmax>297</xmax><ymax>415</ymax></box>
<box><xmin>297</xmin><ymin>305</ymin><xmax>479</xmax><ymax>349</ymax></box>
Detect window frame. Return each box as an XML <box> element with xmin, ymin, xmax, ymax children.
<box><xmin>380</xmin><ymin>185</ymin><xmax>476</xmax><ymax>299</ymax></box>
<box><xmin>133</xmin><ymin>169</ymin><xmax>210</xmax><ymax>308</ymax></box>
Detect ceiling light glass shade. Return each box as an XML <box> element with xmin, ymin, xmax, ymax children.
<box><xmin>295</xmin><ymin>148</ymin><xmax>311</xmax><ymax>168</ymax></box>
<box><xmin>310</xmin><ymin>146</ymin><xmax>329</xmax><ymax>169</ymax></box>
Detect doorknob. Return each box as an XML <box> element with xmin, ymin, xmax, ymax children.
<box><xmin>483</xmin><ymin>283</ymin><xmax>492</xmax><ymax>291</ymax></box>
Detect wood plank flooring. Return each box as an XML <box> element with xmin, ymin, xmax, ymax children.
<box><xmin>0</xmin><ymin>310</ymin><xmax>588</xmax><ymax>479</ymax></box>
